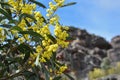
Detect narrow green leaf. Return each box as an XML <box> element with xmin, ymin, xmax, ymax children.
<box><xmin>22</xmin><ymin>0</ymin><xmax>26</xmax><ymax>4</ymax></box>
<box><xmin>65</xmin><ymin>36</ymin><xmax>74</xmax><ymax>42</ymax></box>
<box><xmin>19</xmin><ymin>13</ymin><xmax>36</xmax><ymax>24</ymax></box>
<box><xmin>29</xmin><ymin>0</ymin><xmax>46</xmax><ymax>8</ymax></box>
<box><xmin>24</xmin><ymin>18</ymin><xmax>31</xmax><ymax>27</ymax></box>
<box><xmin>49</xmin><ymin>59</ymin><xmax>55</xmax><ymax>71</ymax></box>
<box><xmin>22</xmin><ymin>70</ymin><xmax>38</xmax><ymax>80</ymax></box>
<box><xmin>0</xmin><ymin>16</ymin><xmax>6</xmax><ymax>21</ymax></box>
<box><xmin>9</xmin><ymin>19</ymin><xmax>18</xmax><ymax>24</ymax></box>
<box><xmin>55</xmin><ymin>60</ymin><xmax>64</xmax><ymax>66</ymax></box>
<box><xmin>0</xmin><ymin>2</ymin><xmax>11</xmax><ymax>6</ymax></box>
<box><xmin>41</xmin><ymin>64</ymin><xmax>50</xmax><ymax>80</ymax></box>
<box><xmin>41</xmin><ymin>16</ymin><xmax>47</xmax><ymax>23</ymax></box>
<box><xmin>19</xmin><ymin>30</ymin><xmax>44</xmax><ymax>39</ymax></box>
<box><xmin>17</xmin><ymin>43</ymin><xmax>33</xmax><ymax>63</ymax></box>
<box><xmin>47</xmin><ymin>35</ymin><xmax>57</xmax><ymax>43</ymax></box>
<box><xmin>64</xmin><ymin>73</ymin><xmax>74</xmax><ymax>80</ymax></box>
<box><xmin>10</xmin><ymin>26</ymin><xmax>23</xmax><ymax>31</ymax></box>
<box><xmin>0</xmin><ymin>62</ymin><xmax>4</xmax><ymax>67</ymax></box>
<box><xmin>52</xmin><ymin>52</ymin><xmax>56</xmax><ymax>61</ymax></box>
<box><xmin>0</xmin><ymin>8</ymin><xmax>12</xmax><ymax>20</ymax></box>
<box><xmin>53</xmin><ymin>76</ymin><xmax>62</xmax><ymax>80</ymax></box>
<box><xmin>5</xmin><ymin>8</ymin><xmax>12</xmax><ymax>17</ymax></box>
<box><xmin>19</xmin><ymin>30</ymin><xmax>44</xmax><ymax>43</ymax></box>
<box><xmin>0</xmin><ymin>24</ymin><xmax>12</xmax><ymax>28</ymax></box>
<box><xmin>61</xmin><ymin>2</ymin><xmax>77</xmax><ymax>8</ymax></box>
<box><xmin>0</xmin><ymin>1</ymin><xmax>12</xmax><ymax>8</ymax></box>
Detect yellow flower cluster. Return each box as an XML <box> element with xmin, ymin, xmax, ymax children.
<box><xmin>57</xmin><ymin>65</ymin><xmax>67</xmax><ymax>74</ymax></box>
<box><xmin>38</xmin><ymin>25</ymin><xmax>50</xmax><ymax>36</ymax></box>
<box><xmin>11</xmin><ymin>30</ymin><xmax>18</xmax><ymax>38</ymax></box>
<box><xmin>8</xmin><ymin>0</ymin><xmax>36</xmax><ymax>14</ymax></box>
<box><xmin>46</xmin><ymin>0</ymin><xmax>64</xmax><ymax>17</ymax></box>
<box><xmin>89</xmin><ymin>62</ymin><xmax>120</xmax><ymax>80</ymax></box>
<box><xmin>54</xmin><ymin>0</ymin><xmax>65</xmax><ymax>7</ymax></box>
<box><xmin>18</xmin><ymin>37</ymin><xmax>25</xmax><ymax>43</ymax></box>
<box><xmin>18</xmin><ymin>19</ymin><xmax>26</xmax><ymax>31</ymax></box>
<box><xmin>54</xmin><ymin>24</ymin><xmax>69</xmax><ymax>47</ymax></box>
<box><xmin>37</xmin><ymin>44</ymin><xmax>58</xmax><ymax>62</ymax></box>
<box><xmin>21</xmin><ymin>4</ymin><xmax>36</xmax><ymax>14</ymax></box>
<box><xmin>34</xmin><ymin>12</ymin><xmax>44</xmax><ymax>27</ymax></box>
<box><xmin>89</xmin><ymin>68</ymin><xmax>105</xmax><ymax>80</ymax></box>
<box><xmin>50</xmin><ymin>15</ymin><xmax>59</xmax><ymax>25</ymax></box>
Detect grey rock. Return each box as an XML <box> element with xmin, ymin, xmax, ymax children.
<box><xmin>107</xmin><ymin>48</ymin><xmax>120</xmax><ymax>63</ymax></box>
<box><xmin>111</xmin><ymin>35</ymin><xmax>120</xmax><ymax>48</ymax></box>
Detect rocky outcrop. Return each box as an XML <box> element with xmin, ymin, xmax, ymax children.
<box><xmin>108</xmin><ymin>36</ymin><xmax>120</xmax><ymax>64</ymax></box>
<box><xmin>67</xmin><ymin>27</ymin><xmax>112</xmax><ymax>49</ymax></box>
<box><xmin>111</xmin><ymin>36</ymin><xmax>120</xmax><ymax>48</ymax></box>
<box><xmin>57</xmin><ymin>27</ymin><xmax>120</xmax><ymax>80</ymax></box>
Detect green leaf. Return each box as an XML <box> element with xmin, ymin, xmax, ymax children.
<box><xmin>55</xmin><ymin>60</ymin><xmax>64</xmax><ymax>66</ymax></box>
<box><xmin>19</xmin><ymin>13</ymin><xmax>36</xmax><ymax>24</ymax></box>
<box><xmin>0</xmin><ymin>62</ymin><xmax>4</xmax><ymax>67</ymax></box>
<box><xmin>9</xmin><ymin>19</ymin><xmax>18</xmax><ymax>24</ymax></box>
<box><xmin>10</xmin><ymin>26</ymin><xmax>23</xmax><ymax>31</ymax></box>
<box><xmin>49</xmin><ymin>59</ymin><xmax>55</xmax><ymax>71</ymax></box>
<box><xmin>19</xmin><ymin>30</ymin><xmax>44</xmax><ymax>43</ymax></box>
<box><xmin>5</xmin><ymin>8</ymin><xmax>12</xmax><ymax>17</ymax></box>
<box><xmin>22</xmin><ymin>0</ymin><xmax>26</xmax><ymax>4</ymax></box>
<box><xmin>22</xmin><ymin>70</ymin><xmax>40</xmax><ymax>80</ymax></box>
<box><xmin>0</xmin><ymin>8</ymin><xmax>12</xmax><ymax>20</ymax></box>
<box><xmin>47</xmin><ymin>35</ymin><xmax>57</xmax><ymax>43</ymax></box>
<box><xmin>41</xmin><ymin>63</ymin><xmax>50</xmax><ymax>80</ymax></box>
<box><xmin>61</xmin><ymin>2</ymin><xmax>77</xmax><ymax>8</ymax></box>
<box><xmin>0</xmin><ymin>16</ymin><xmax>6</xmax><ymax>21</ymax></box>
<box><xmin>29</xmin><ymin>0</ymin><xmax>46</xmax><ymax>8</ymax></box>
<box><xmin>22</xmin><ymin>71</ymin><xmax>35</xmax><ymax>77</ymax></box>
<box><xmin>5</xmin><ymin>57</ymin><xmax>22</xmax><ymax>65</ymax></box>
<box><xmin>64</xmin><ymin>73</ymin><xmax>74</xmax><ymax>80</ymax></box>
<box><xmin>52</xmin><ymin>52</ymin><xmax>56</xmax><ymax>61</ymax></box>
<box><xmin>0</xmin><ymin>2</ymin><xmax>11</xmax><ymax>6</ymax></box>
<box><xmin>24</xmin><ymin>18</ymin><xmax>31</xmax><ymax>27</ymax></box>
<box><xmin>0</xmin><ymin>1</ymin><xmax>12</xmax><ymax>8</ymax></box>
<box><xmin>19</xmin><ymin>30</ymin><xmax>44</xmax><ymax>39</ymax></box>
<box><xmin>17</xmin><ymin>43</ymin><xmax>33</xmax><ymax>63</ymax></box>
<box><xmin>41</xmin><ymin>16</ymin><xmax>47</xmax><ymax>23</ymax></box>
<box><xmin>0</xmin><ymin>24</ymin><xmax>12</xmax><ymax>28</ymax></box>
<box><xmin>53</xmin><ymin>76</ymin><xmax>62</xmax><ymax>80</ymax></box>
<box><xmin>65</xmin><ymin>36</ymin><xmax>74</xmax><ymax>42</ymax></box>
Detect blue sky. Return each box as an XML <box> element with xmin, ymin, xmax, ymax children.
<box><xmin>39</xmin><ymin>0</ymin><xmax>120</xmax><ymax>41</ymax></box>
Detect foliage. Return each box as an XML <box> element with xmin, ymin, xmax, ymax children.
<box><xmin>88</xmin><ymin>62</ymin><xmax>120</xmax><ymax>80</ymax></box>
<box><xmin>0</xmin><ymin>0</ymin><xmax>76</xmax><ymax>80</ymax></box>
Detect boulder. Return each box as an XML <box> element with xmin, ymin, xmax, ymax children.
<box><xmin>107</xmin><ymin>48</ymin><xmax>120</xmax><ymax>63</ymax></box>
<box><xmin>111</xmin><ymin>35</ymin><xmax>120</xmax><ymax>48</ymax></box>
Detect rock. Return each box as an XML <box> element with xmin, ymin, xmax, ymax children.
<box><xmin>111</xmin><ymin>35</ymin><xmax>120</xmax><ymax>48</ymax></box>
<box><xmin>91</xmin><ymin>36</ymin><xmax>112</xmax><ymax>49</ymax></box>
<box><xmin>89</xmin><ymin>47</ymin><xmax>107</xmax><ymax>58</ymax></box>
<box><xmin>107</xmin><ymin>48</ymin><xmax>120</xmax><ymax>63</ymax></box>
<box><xmin>68</xmin><ymin>26</ymin><xmax>112</xmax><ymax>49</ymax></box>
